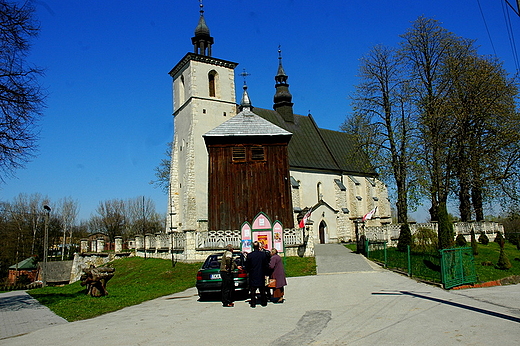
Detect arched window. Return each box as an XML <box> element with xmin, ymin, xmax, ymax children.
<box><xmin>317</xmin><ymin>182</ymin><xmax>323</xmax><ymax>202</ymax></box>
<box><xmin>208</xmin><ymin>70</ymin><xmax>217</xmax><ymax>97</ymax></box>
<box><xmin>178</xmin><ymin>75</ymin><xmax>185</xmax><ymax>106</ymax></box>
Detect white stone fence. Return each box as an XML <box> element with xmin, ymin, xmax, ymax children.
<box><xmin>132</xmin><ymin>228</ymin><xmax>305</xmax><ymax>262</ymax></box>
<box><xmin>364</xmin><ymin>221</ymin><xmax>503</xmax><ymax>246</ymax></box>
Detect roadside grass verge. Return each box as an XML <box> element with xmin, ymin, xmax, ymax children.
<box><xmin>28</xmin><ymin>255</ymin><xmax>316</xmax><ymax>321</ymax></box>
<box><xmin>345</xmin><ymin>241</ymin><xmax>520</xmax><ymax>285</ymax></box>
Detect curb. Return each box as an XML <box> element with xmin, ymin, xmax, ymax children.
<box><xmin>452</xmin><ymin>280</ymin><xmax>502</xmax><ymax>290</ymax></box>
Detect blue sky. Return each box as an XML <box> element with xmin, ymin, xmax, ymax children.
<box><xmin>1</xmin><ymin>0</ymin><xmax>519</xmax><ymax>222</ymax></box>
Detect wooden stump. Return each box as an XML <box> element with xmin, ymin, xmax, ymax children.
<box><xmin>80</xmin><ymin>265</ymin><xmax>115</xmax><ymax>297</ymax></box>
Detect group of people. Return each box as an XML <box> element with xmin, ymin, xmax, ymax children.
<box><xmin>220</xmin><ymin>241</ymin><xmax>287</xmax><ymax>308</ymax></box>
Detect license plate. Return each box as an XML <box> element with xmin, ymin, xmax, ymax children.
<box><xmin>234</xmin><ymin>282</ymin><xmax>239</xmax><ymax>286</ymax></box>
<box><xmin>210</xmin><ymin>273</ymin><xmax>221</xmax><ymax>280</ymax></box>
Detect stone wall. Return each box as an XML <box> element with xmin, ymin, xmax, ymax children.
<box><xmin>363</xmin><ymin>221</ymin><xmax>503</xmax><ymax>246</ymax></box>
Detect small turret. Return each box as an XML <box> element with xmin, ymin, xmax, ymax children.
<box><xmin>192</xmin><ymin>1</ymin><xmax>214</xmax><ymax>56</ymax></box>
<box><xmin>273</xmin><ymin>47</ymin><xmax>294</xmax><ymax>122</ymax></box>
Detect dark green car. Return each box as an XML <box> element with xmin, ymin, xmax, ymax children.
<box><xmin>196</xmin><ymin>252</ymin><xmax>248</xmax><ymax>299</ymax></box>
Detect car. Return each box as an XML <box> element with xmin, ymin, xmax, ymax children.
<box><xmin>196</xmin><ymin>251</ymin><xmax>248</xmax><ymax>299</ymax></box>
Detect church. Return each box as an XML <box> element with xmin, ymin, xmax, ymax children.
<box><xmin>167</xmin><ymin>5</ymin><xmax>391</xmax><ymax>253</ymax></box>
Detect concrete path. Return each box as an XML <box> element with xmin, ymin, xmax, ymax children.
<box><xmin>2</xmin><ymin>245</ymin><xmax>520</xmax><ymax>345</ymax></box>
<box><xmin>314</xmin><ymin>243</ymin><xmax>377</xmax><ymax>274</ymax></box>
<box><xmin>0</xmin><ymin>290</ymin><xmax>67</xmax><ymax>340</ymax></box>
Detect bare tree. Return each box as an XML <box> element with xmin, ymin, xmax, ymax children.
<box><xmin>126</xmin><ymin>196</ymin><xmax>164</xmax><ymax>237</ymax></box>
<box><xmin>400</xmin><ymin>16</ymin><xmax>475</xmax><ymax>222</ymax></box>
<box><xmin>150</xmin><ymin>142</ymin><xmax>171</xmax><ymax>194</ymax></box>
<box><xmin>344</xmin><ymin>44</ymin><xmax>421</xmax><ymax>223</ymax></box>
<box><xmin>57</xmin><ymin>197</ymin><xmax>78</xmax><ymax>259</ymax></box>
<box><xmin>0</xmin><ymin>0</ymin><xmax>45</xmax><ymax>181</ymax></box>
<box><xmin>94</xmin><ymin>199</ymin><xmax>126</xmax><ymax>243</ymax></box>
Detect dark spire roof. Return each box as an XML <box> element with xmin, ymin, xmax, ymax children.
<box><xmin>192</xmin><ymin>1</ymin><xmax>214</xmax><ymax>56</ymax></box>
<box><xmin>273</xmin><ymin>46</ymin><xmax>294</xmax><ymax>122</ymax></box>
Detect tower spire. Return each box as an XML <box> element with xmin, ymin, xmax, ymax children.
<box><xmin>273</xmin><ymin>46</ymin><xmax>294</xmax><ymax>122</ymax></box>
<box><xmin>239</xmin><ymin>69</ymin><xmax>253</xmax><ymax>111</ymax></box>
<box><xmin>192</xmin><ymin>0</ymin><xmax>214</xmax><ymax>56</ymax></box>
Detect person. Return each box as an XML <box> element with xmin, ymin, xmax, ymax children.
<box><xmin>269</xmin><ymin>248</ymin><xmax>287</xmax><ymax>303</ymax></box>
<box><xmin>259</xmin><ymin>242</ymin><xmax>272</xmax><ymax>299</ymax></box>
<box><xmin>245</xmin><ymin>241</ymin><xmax>268</xmax><ymax>308</ymax></box>
<box><xmin>220</xmin><ymin>244</ymin><xmax>237</xmax><ymax>307</ymax></box>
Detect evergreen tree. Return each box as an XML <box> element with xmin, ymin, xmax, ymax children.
<box><xmin>470</xmin><ymin>230</ymin><xmax>478</xmax><ymax>255</ymax></box>
<box><xmin>496</xmin><ymin>239</ymin><xmax>512</xmax><ymax>270</ymax></box>
<box><xmin>478</xmin><ymin>231</ymin><xmax>489</xmax><ymax>245</ymax></box>
<box><xmin>437</xmin><ymin>202</ymin><xmax>454</xmax><ymax>249</ymax></box>
<box><xmin>455</xmin><ymin>233</ymin><xmax>467</xmax><ymax>247</ymax></box>
<box><xmin>397</xmin><ymin>223</ymin><xmax>412</xmax><ymax>252</ymax></box>
<box><xmin>494</xmin><ymin>231</ymin><xmax>504</xmax><ymax>244</ymax></box>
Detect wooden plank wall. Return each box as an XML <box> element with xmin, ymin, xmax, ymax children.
<box><xmin>207</xmin><ymin>139</ymin><xmax>294</xmax><ymax>230</ymax></box>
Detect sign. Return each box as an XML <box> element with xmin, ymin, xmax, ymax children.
<box><xmin>253</xmin><ymin>231</ymin><xmax>273</xmax><ymax>251</ymax></box>
<box><xmin>273</xmin><ymin>221</ymin><xmax>284</xmax><ymax>253</ymax></box>
<box><xmin>240</xmin><ymin>222</ymin><xmax>252</xmax><ymax>253</ymax></box>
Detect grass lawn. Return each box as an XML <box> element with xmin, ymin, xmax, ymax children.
<box><xmin>347</xmin><ymin>240</ymin><xmax>520</xmax><ymax>285</ymax></box>
<box><xmin>28</xmin><ymin>255</ymin><xmax>316</xmax><ymax>321</ymax></box>
<box><xmin>473</xmin><ymin>242</ymin><xmax>520</xmax><ymax>283</ymax></box>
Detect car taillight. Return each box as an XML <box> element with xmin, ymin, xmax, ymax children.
<box><xmin>237</xmin><ymin>268</ymin><xmax>247</xmax><ymax>278</ymax></box>
<box><xmin>197</xmin><ymin>271</ymin><xmax>202</xmax><ymax>281</ymax></box>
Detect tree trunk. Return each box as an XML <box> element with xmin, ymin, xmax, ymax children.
<box><xmin>471</xmin><ymin>185</ymin><xmax>484</xmax><ymax>221</ymax></box>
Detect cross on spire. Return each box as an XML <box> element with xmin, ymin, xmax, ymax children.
<box><xmin>239</xmin><ymin>68</ymin><xmax>251</xmax><ymax>85</ymax></box>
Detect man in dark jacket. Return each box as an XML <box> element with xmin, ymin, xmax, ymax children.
<box><xmin>245</xmin><ymin>241</ymin><xmax>268</xmax><ymax>307</ymax></box>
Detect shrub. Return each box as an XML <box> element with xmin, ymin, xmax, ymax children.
<box><xmin>496</xmin><ymin>239</ymin><xmax>512</xmax><ymax>270</ymax></box>
<box><xmin>494</xmin><ymin>231</ymin><xmax>504</xmax><ymax>244</ymax></box>
<box><xmin>478</xmin><ymin>231</ymin><xmax>489</xmax><ymax>245</ymax></box>
<box><xmin>470</xmin><ymin>230</ymin><xmax>478</xmax><ymax>255</ymax></box>
<box><xmin>412</xmin><ymin>227</ymin><xmax>438</xmax><ymax>252</ymax></box>
<box><xmin>456</xmin><ymin>234</ymin><xmax>467</xmax><ymax>247</ymax></box>
<box><xmin>397</xmin><ymin>223</ymin><xmax>412</xmax><ymax>252</ymax></box>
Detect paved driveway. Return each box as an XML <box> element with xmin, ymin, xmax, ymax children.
<box><xmin>2</xmin><ymin>245</ymin><xmax>520</xmax><ymax>345</ymax></box>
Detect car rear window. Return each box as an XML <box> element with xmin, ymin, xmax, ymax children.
<box><xmin>202</xmin><ymin>253</ymin><xmax>244</xmax><ymax>269</ymax></box>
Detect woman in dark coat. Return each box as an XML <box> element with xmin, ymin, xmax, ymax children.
<box><xmin>269</xmin><ymin>248</ymin><xmax>287</xmax><ymax>303</ymax></box>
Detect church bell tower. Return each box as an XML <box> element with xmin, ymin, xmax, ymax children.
<box><xmin>168</xmin><ymin>3</ymin><xmax>238</xmax><ymax>232</ymax></box>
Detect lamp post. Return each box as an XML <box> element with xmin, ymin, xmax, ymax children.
<box><xmin>42</xmin><ymin>205</ymin><xmax>51</xmax><ymax>287</ymax></box>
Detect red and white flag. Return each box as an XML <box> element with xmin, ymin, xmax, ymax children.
<box><xmin>299</xmin><ymin>208</ymin><xmax>312</xmax><ymax>228</ymax></box>
<box><xmin>362</xmin><ymin>206</ymin><xmax>377</xmax><ymax>222</ymax></box>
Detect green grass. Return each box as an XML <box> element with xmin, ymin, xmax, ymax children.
<box><xmin>358</xmin><ymin>241</ymin><xmax>520</xmax><ymax>285</ymax></box>
<box><xmin>473</xmin><ymin>242</ymin><xmax>520</xmax><ymax>283</ymax></box>
<box><xmin>29</xmin><ymin>258</ymin><xmax>201</xmax><ymax>321</ymax></box>
<box><xmin>344</xmin><ymin>243</ymin><xmax>357</xmax><ymax>252</ymax></box>
<box><xmin>284</xmin><ymin>256</ymin><xmax>316</xmax><ymax>276</ymax></box>
<box><xmin>28</xmin><ymin>255</ymin><xmax>316</xmax><ymax>321</ymax></box>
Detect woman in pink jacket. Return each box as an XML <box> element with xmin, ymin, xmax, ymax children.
<box><xmin>269</xmin><ymin>248</ymin><xmax>287</xmax><ymax>303</ymax></box>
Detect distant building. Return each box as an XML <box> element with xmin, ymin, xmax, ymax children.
<box><xmin>167</xmin><ymin>5</ymin><xmax>391</xmax><ymax>248</ymax></box>
<box><xmin>8</xmin><ymin>257</ymin><xmax>38</xmax><ymax>285</ymax></box>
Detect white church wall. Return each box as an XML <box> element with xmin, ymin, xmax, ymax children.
<box><xmin>169</xmin><ymin>58</ymin><xmax>237</xmax><ymax>232</ymax></box>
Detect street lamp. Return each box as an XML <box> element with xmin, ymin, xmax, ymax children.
<box><xmin>42</xmin><ymin>205</ymin><xmax>51</xmax><ymax>287</ymax></box>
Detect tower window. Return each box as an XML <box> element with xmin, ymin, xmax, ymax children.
<box><xmin>232</xmin><ymin>147</ymin><xmax>246</xmax><ymax>161</ymax></box>
<box><xmin>208</xmin><ymin>70</ymin><xmax>217</xmax><ymax>97</ymax></box>
<box><xmin>251</xmin><ymin>147</ymin><xmax>265</xmax><ymax>160</ymax></box>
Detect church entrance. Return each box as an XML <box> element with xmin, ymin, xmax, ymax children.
<box><xmin>319</xmin><ymin>221</ymin><xmax>327</xmax><ymax>244</ymax></box>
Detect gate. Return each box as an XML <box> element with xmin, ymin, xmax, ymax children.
<box><xmin>440</xmin><ymin>247</ymin><xmax>477</xmax><ymax>289</ymax></box>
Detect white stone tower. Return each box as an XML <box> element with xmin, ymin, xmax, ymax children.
<box><xmin>167</xmin><ymin>4</ymin><xmax>238</xmax><ymax>232</ymax></box>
